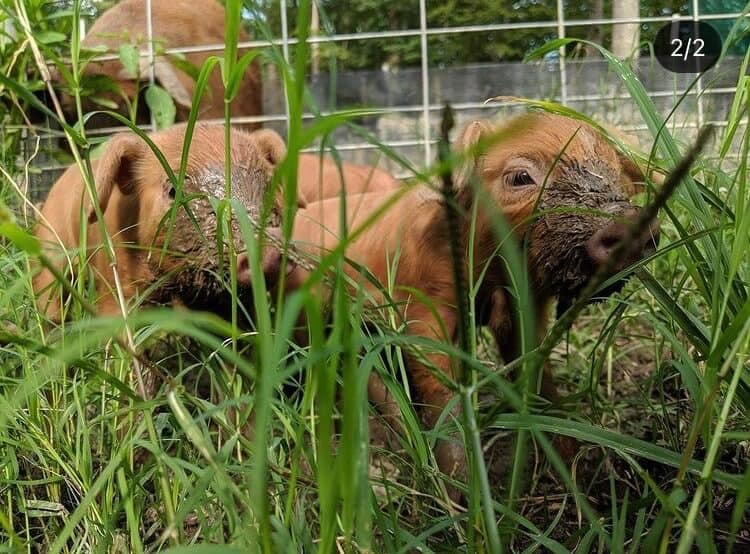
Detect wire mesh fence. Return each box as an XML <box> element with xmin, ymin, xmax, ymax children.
<box><xmin>3</xmin><ymin>4</ymin><xmax>750</xmax><ymax>548</ymax></box>
<box><xmin>14</xmin><ymin>0</ymin><xmax>750</xmax><ymax>198</ymax></box>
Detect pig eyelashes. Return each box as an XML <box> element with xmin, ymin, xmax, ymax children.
<box><xmin>505</xmin><ymin>170</ymin><xmax>536</xmax><ymax>187</ymax></box>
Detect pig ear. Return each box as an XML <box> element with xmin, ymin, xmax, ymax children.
<box><xmin>253</xmin><ymin>129</ymin><xmax>287</xmax><ymax>166</ymax></box>
<box><xmin>453</xmin><ymin>120</ymin><xmax>493</xmax><ymax>188</ymax></box>
<box><xmin>618</xmin><ymin>153</ymin><xmax>648</xmax><ymax>197</ymax></box>
<box><xmin>617</xmin><ymin>152</ymin><xmax>665</xmax><ymax>197</ymax></box>
<box><xmin>454</xmin><ymin>120</ymin><xmax>493</xmax><ymax>152</ymax></box>
<box><xmin>149</xmin><ymin>58</ymin><xmax>194</xmax><ymax>109</ymax></box>
<box><xmin>88</xmin><ymin>133</ymin><xmax>144</xmax><ymax>223</ymax></box>
<box><xmin>250</xmin><ymin>129</ymin><xmax>296</xmax><ymax>209</ymax></box>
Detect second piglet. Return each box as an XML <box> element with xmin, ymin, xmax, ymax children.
<box><xmin>33</xmin><ymin>123</ymin><xmax>289</xmax><ymax>322</ymax></box>
<box><xmin>286</xmin><ymin>112</ymin><xmax>661</xmax><ymax>497</ymax></box>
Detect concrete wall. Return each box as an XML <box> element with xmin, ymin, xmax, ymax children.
<box><xmin>26</xmin><ymin>56</ymin><xmax>743</xmax><ymax>198</ymax></box>
<box><xmin>260</xmin><ymin>56</ymin><xmax>741</xmax><ymax>176</ymax></box>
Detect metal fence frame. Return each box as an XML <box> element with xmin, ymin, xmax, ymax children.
<box><xmin>21</xmin><ymin>1</ymin><xmax>750</xmax><ymax>177</ymax></box>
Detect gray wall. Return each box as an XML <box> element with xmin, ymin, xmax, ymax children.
<box><xmin>25</xmin><ymin>57</ymin><xmax>743</xmax><ymax>199</ymax></box>
<box><xmin>260</xmin><ymin>56</ymin><xmax>741</xmax><ymax>176</ymax></box>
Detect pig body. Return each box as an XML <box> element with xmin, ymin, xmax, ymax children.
<box><xmin>296</xmin><ymin>154</ymin><xmax>400</xmax><ymax>204</ymax></box>
<box><xmin>34</xmin><ymin>123</ymin><xmax>287</xmax><ymax>321</ymax></box>
<box><xmin>287</xmin><ymin>112</ymin><xmax>660</xmax><ymax>487</ymax></box>
<box><xmin>64</xmin><ymin>0</ymin><xmax>261</xmax><ymax>125</ymax></box>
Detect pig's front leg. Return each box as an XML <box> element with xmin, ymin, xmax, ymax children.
<box><xmin>487</xmin><ymin>288</ymin><xmax>559</xmax><ymax>401</ymax></box>
<box><xmin>487</xmin><ymin>289</ymin><xmax>579</xmax><ymax>463</ymax></box>
<box><xmin>487</xmin><ymin>288</ymin><xmax>515</xmax><ymax>359</ymax></box>
<box><xmin>400</xmin><ymin>303</ymin><xmax>468</xmax><ymax>495</ymax></box>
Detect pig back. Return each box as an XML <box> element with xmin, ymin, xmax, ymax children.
<box><xmin>80</xmin><ymin>0</ymin><xmax>261</xmax><ymax>125</ymax></box>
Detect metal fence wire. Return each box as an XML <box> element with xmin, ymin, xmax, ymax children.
<box><xmin>21</xmin><ymin>1</ymin><xmax>750</xmax><ymax>196</ymax></box>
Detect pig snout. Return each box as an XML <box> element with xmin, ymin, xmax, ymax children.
<box><xmin>236</xmin><ymin>250</ymin><xmax>282</xmax><ymax>287</ymax></box>
<box><xmin>585</xmin><ymin>207</ymin><xmax>660</xmax><ymax>272</ymax></box>
<box><xmin>236</xmin><ymin>229</ymin><xmax>294</xmax><ymax>288</ymax></box>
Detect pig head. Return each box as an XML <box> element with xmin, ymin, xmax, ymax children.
<box><xmin>455</xmin><ymin>113</ymin><xmax>660</xmax><ymax>312</ymax></box>
<box><xmin>454</xmin><ymin>112</ymin><xmax>660</xmax><ymax>360</ymax></box>
<box><xmin>33</xmin><ymin>123</ymin><xmax>287</xmax><ymax>321</ymax></box>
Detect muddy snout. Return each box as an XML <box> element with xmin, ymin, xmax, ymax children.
<box><xmin>236</xmin><ymin>228</ymin><xmax>295</xmax><ymax>288</ymax></box>
<box><xmin>585</xmin><ymin>207</ymin><xmax>660</xmax><ymax>272</ymax></box>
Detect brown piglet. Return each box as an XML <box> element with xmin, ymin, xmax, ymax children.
<box><xmin>55</xmin><ymin>0</ymin><xmax>261</xmax><ymax>126</ymax></box>
<box><xmin>33</xmin><ymin>123</ymin><xmax>288</xmax><ymax>322</ymax></box>
<box><xmin>286</xmin><ymin>112</ymin><xmax>660</xmax><ymax>494</ymax></box>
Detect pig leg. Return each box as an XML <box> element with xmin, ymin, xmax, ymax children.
<box><xmin>32</xmin><ymin>266</ymin><xmax>63</xmax><ymax>323</ymax></box>
<box><xmin>487</xmin><ymin>288</ymin><xmax>515</xmax><ymax>359</ymax></box>
<box><xmin>488</xmin><ymin>289</ymin><xmax>577</xmax><ymax>464</ymax></box>
<box><xmin>367</xmin><ymin>372</ymin><xmax>403</xmax><ymax>451</ymax></box>
<box><xmin>487</xmin><ymin>288</ymin><xmax>558</xmax><ymax>401</ymax></box>
<box><xmin>400</xmin><ymin>303</ymin><xmax>468</xmax><ymax>496</ymax></box>
<box><xmin>96</xmin><ymin>292</ymin><xmax>122</xmax><ymax>318</ymax></box>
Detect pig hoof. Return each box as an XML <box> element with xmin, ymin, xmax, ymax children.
<box><xmin>237</xmin><ymin>249</ymin><xmax>294</xmax><ymax>288</ymax></box>
<box><xmin>435</xmin><ymin>438</ymin><xmax>468</xmax><ymax>503</ymax></box>
<box><xmin>236</xmin><ymin>252</ymin><xmax>252</xmax><ymax>286</ymax></box>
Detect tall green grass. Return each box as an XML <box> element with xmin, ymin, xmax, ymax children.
<box><xmin>1</xmin><ymin>1</ymin><xmax>749</xmax><ymax>552</ymax></box>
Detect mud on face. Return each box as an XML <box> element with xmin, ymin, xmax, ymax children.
<box><xmin>456</xmin><ymin>112</ymin><xmax>660</xmax><ymax>308</ymax></box>
<box><xmin>147</xmin><ymin>166</ymin><xmax>283</xmax><ymax>307</ymax></box>
<box><xmin>128</xmin><ymin>125</ymin><xmax>287</xmax><ymax>309</ymax></box>
<box><xmin>526</xmin><ymin>157</ymin><xmax>644</xmax><ymax>302</ymax></box>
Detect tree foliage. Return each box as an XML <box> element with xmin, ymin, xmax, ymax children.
<box><xmin>257</xmin><ymin>0</ymin><xmax>691</xmax><ymax>71</ymax></box>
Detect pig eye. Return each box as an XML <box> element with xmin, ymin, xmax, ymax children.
<box><xmin>508</xmin><ymin>170</ymin><xmax>535</xmax><ymax>187</ymax></box>
<box><xmin>168</xmin><ymin>186</ymin><xmax>176</xmax><ymax>199</ymax></box>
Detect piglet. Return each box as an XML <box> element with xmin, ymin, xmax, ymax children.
<box><xmin>33</xmin><ymin>123</ymin><xmax>288</xmax><ymax>321</ymax></box>
<box><xmin>286</xmin><ymin>112</ymin><xmax>660</xmax><ymax>496</ymax></box>
<box><xmin>55</xmin><ymin>0</ymin><xmax>261</xmax><ymax>126</ymax></box>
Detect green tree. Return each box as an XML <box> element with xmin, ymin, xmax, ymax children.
<box><xmin>255</xmin><ymin>0</ymin><xmax>697</xmax><ymax>70</ymax></box>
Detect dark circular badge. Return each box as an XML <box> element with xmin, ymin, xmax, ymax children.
<box><xmin>654</xmin><ymin>20</ymin><xmax>722</xmax><ymax>73</ymax></box>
